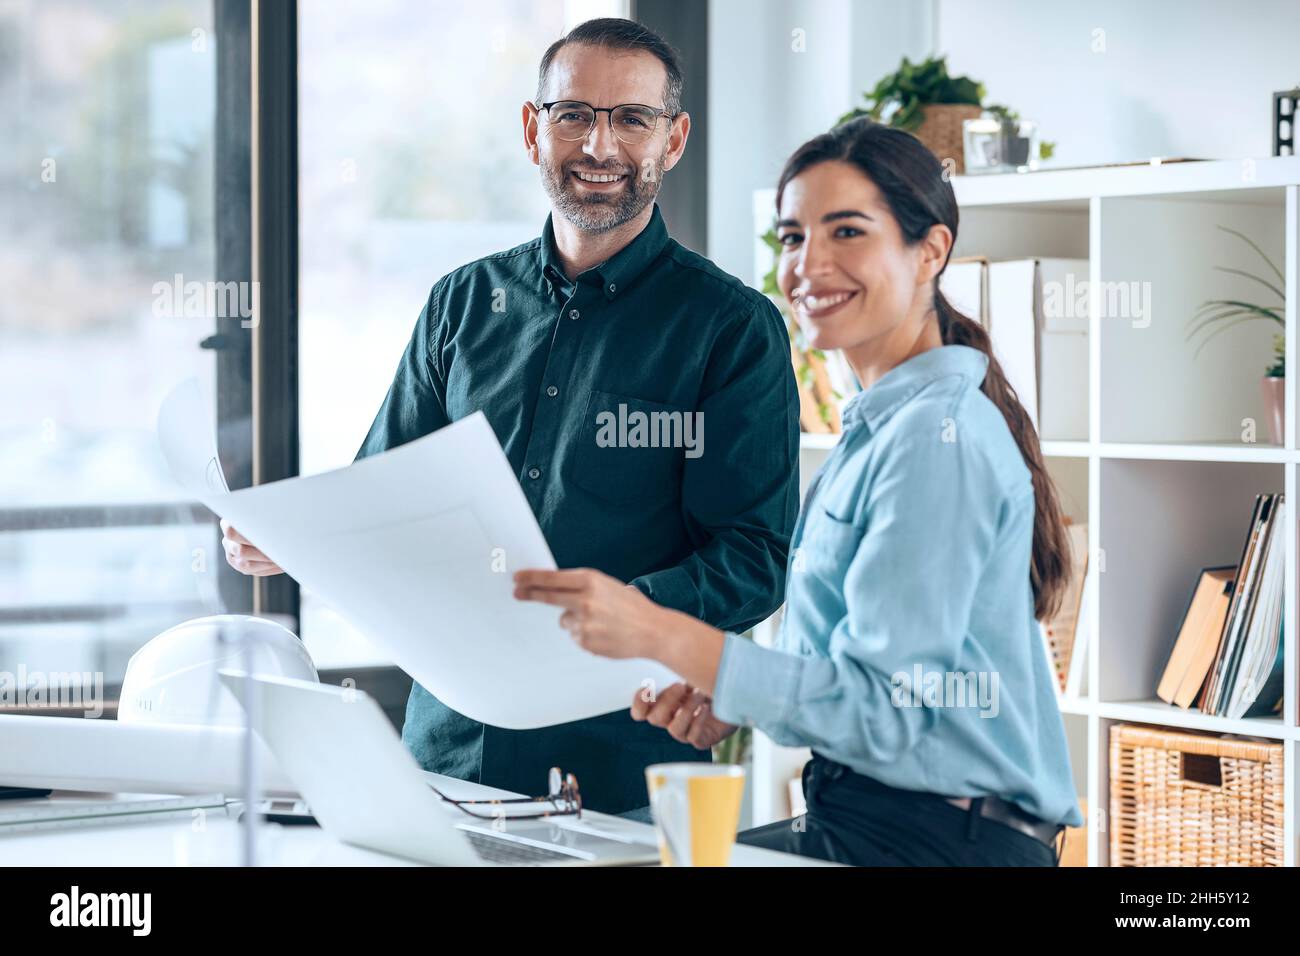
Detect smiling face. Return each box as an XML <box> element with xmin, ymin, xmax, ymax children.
<box><xmin>776</xmin><ymin>160</ymin><xmax>948</xmax><ymax>362</ymax></box>
<box><xmin>524</xmin><ymin>43</ymin><xmax>689</xmax><ymax>233</ymax></box>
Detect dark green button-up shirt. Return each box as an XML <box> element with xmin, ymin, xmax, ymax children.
<box><xmin>355</xmin><ymin>203</ymin><xmax>799</xmax><ymax>813</ymax></box>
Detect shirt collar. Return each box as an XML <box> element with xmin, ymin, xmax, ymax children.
<box><xmin>539</xmin><ymin>202</ymin><xmax>670</xmax><ymax>301</ymax></box>
<box><xmin>840</xmin><ymin>344</ymin><xmax>990</xmax><ymax>434</ymax></box>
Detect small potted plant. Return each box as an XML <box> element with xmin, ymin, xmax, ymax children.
<box><xmin>1186</xmin><ymin>226</ymin><xmax>1286</xmax><ymax>443</ymax></box>
<box><xmin>838</xmin><ymin>55</ymin><xmax>983</xmax><ymax>173</ymax></box>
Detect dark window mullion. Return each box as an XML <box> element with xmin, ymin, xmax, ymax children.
<box><xmin>213</xmin><ymin>0</ymin><xmax>254</xmax><ymax>615</ymax></box>
<box><xmin>250</xmin><ymin>0</ymin><xmax>300</xmax><ymax>623</ymax></box>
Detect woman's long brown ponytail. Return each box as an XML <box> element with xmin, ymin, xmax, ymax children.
<box><xmin>933</xmin><ymin>289</ymin><xmax>1072</xmax><ymax>619</ymax></box>
<box><xmin>777</xmin><ymin>117</ymin><xmax>1072</xmax><ymax>620</ymax></box>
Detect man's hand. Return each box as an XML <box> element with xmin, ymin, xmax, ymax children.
<box><xmin>631</xmin><ymin>681</ymin><xmax>737</xmax><ymax>751</ymax></box>
<box><xmin>220</xmin><ymin>519</ymin><xmax>284</xmax><ymax>577</ymax></box>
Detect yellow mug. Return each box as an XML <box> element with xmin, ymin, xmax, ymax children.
<box><xmin>645</xmin><ymin>763</ymin><xmax>746</xmax><ymax>866</ymax></box>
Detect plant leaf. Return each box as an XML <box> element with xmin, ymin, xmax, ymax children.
<box><xmin>1186</xmin><ymin>308</ymin><xmax>1259</xmax><ymax>342</ymax></box>
<box><xmin>1209</xmin><ymin>299</ymin><xmax>1284</xmax><ymax>323</ymax></box>
<box><xmin>943</xmin><ymin>76</ymin><xmax>983</xmax><ymax>106</ymax></box>
<box><xmin>1192</xmin><ymin>314</ymin><xmax>1273</xmax><ymax>360</ymax></box>
<box><xmin>894</xmin><ymin>96</ymin><xmax>922</xmax><ymax>130</ymax></box>
<box><xmin>1211</xmin><ymin>265</ymin><xmax>1284</xmax><ymax>302</ymax></box>
<box><xmin>1216</xmin><ymin>225</ymin><xmax>1285</xmax><ymax>285</ymax></box>
<box><xmin>1191</xmin><ymin>299</ymin><xmax>1283</xmax><ymax>325</ymax></box>
<box><xmin>1187</xmin><ymin>306</ymin><xmax>1284</xmax><ymax>344</ymax></box>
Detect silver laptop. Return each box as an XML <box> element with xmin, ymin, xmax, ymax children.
<box><xmin>219</xmin><ymin>671</ymin><xmax>658</xmax><ymax>867</ymax></box>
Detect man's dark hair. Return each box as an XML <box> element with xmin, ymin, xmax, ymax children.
<box><xmin>535</xmin><ymin>17</ymin><xmax>683</xmax><ymax>116</ymax></box>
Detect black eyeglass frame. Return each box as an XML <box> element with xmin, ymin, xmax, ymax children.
<box><xmin>537</xmin><ymin>99</ymin><xmax>678</xmax><ymax>143</ymax></box>
<box><xmin>428</xmin><ymin>766</ymin><xmax>582</xmax><ymax>822</ymax></box>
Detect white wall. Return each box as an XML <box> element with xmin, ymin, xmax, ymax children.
<box><xmin>938</xmin><ymin>0</ymin><xmax>1300</xmax><ymax>168</ymax></box>
<box><xmin>707</xmin><ymin>0</ymin><xmax>931</xmax><ymax>282</ymax></box>
<box><xmin>708</xmin><ymin>0</ymin><xmax>1300</xmax><ymax>280</ymax></box>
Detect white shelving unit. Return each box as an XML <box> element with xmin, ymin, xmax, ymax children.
<box><xmin>749</xmin><ymin>157</ymin><xmax>1300</xmax><ymax>866</ymax></box>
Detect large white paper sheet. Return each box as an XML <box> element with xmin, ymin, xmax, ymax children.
<box><xmin>158</xmin><ymin>381</ymin><xmax>679</xmax><ymax>729</ymax></box>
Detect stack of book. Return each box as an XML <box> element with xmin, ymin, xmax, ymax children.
<box><xmin>1157</xmin><ymin>493</ymin><xmax>1286</xmax><ymax>718</ymax></box>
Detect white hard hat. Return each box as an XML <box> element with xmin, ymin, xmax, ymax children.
<box><xmin>118</xmin><ymin>614</ymin><xmax>318</xmax><ymax>728</ymax></box>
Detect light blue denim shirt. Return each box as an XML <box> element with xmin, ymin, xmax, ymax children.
<box><xmin>712</xmin><ymin>344</ymin><xmax>1083</xmax><ymax>828</ymax></box>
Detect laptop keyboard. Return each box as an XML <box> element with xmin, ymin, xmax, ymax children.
<box><xmin>463</xmin><ymin>829</ymin><xmax>583</xmax><ymax>865</ymax></box>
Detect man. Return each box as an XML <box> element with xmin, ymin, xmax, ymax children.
<box><xmin>223</xmin><ymin>17</ymin><xmax>798</xmax><ymax>816</ymax></box>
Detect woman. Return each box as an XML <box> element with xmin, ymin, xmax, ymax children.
<box><xmin>514</xmin><ymin>117</ymin><xmax>1084</xmax><ymax>866</ymax></box>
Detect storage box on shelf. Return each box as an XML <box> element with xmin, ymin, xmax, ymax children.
<box><xmin>1109</xmin><ymin>723</ymin><xmax>1285</xmax><ymax>867</ymax></box>
<box><xmin>751</xmin><ymin>157</ymin><xmax>1300</xmax><ymax>865</ymax></box>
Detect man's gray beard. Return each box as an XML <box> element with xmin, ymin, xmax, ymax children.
<box><xmin>541</xmin><ymin>157</ymin><xmax>663</xmax><ymax>233</ymax></box>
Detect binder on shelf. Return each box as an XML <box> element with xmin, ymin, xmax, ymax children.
<box><xmin>1214</xmin><ymin>503</ymin><xmax>1273</xmax><ymax>710</ymax></box>
<box><xmin>986</xmin><ymin>259</ymin><xmax>1040</xmax><ymax>427</ymax></box>
<box><xmin>938</xmin><ymin>257</ymin><xmax>988</xmax><ymax>326</ymax></box>
<box><xmin>1034</xmin><ymin>258</ymin><xmax>1089</xmax><ymax>441</ymax></box>
<box><xmin>952</xmin><ymin>257</ymin><xmax>1089</xmax><ymax>441</ymax></box>
<box><xmin>1241</xmin><ymin>628</ymin><xmax>1285</xmax><ymax>719</ymax></box>
<box><xmin>1222</xmin><ymin>498</ymin><xmax>1285</xmax><ymax>718</ymax></box>
<box><xmin>1202</xmin><ymin>494</ymin><xmax>1277</xmax><ymax>713</ymax></box>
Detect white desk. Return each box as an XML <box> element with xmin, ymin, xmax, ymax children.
<box><xmin>0</xmin><ymin>772</ymin><xmax>832</xmax><ymax>867</ymax></box>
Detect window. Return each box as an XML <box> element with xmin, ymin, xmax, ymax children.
<box><xmin>0</xmin><ymin>0</ymin><xmax>632</xmax><ymax>687</ymax></box>
<box><xmin>296</xmin><ymin>0</ymin><xmax>623</xmax><ymax>666</ymax></box>
<box><xmin>0</xmin><ymin>0</ymin><xmax>229</xmax><ymax>699</ymax></box>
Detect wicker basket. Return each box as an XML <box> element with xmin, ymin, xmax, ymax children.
<box><xmin>1109</xmin><ymin>724</ymin><xmax>1284</xmax><ymax>867</ymax></box>
<box><xmin>912</xmin><ymin>104</ymin><xmax>982</xmax><ymax>174</ymax></box>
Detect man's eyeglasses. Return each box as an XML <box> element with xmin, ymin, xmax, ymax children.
<box><xmin>538</xmin><ymin>100</ymin><xmax>675</xmax><ymax>145</ymax></box>
<box><xmin>428</xmin><ymin>767</ymin><xmax>582</xmax><ymax>821</ymax></box>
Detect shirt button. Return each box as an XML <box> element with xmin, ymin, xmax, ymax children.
<box><xmin>608</xmin><ymin>283</ymin><xmax>616</xmax><ymax>293</ymax></box>
<box><xmin>546</xmin><ymin>385</ymin><xmax>558</xmax><ymax>397</ymax></box>
<box><xmin>527</xmin><ymin>467</ymin><xmax>541</xmax><ymax>480</ymax></box>
<box><xmin>569</xmin><ymin>309</ymin><xmax>579</xmax><ymax>321</ymax></box>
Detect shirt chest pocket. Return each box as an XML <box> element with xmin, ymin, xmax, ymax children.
<box><xmin>794</xmin><ymin>506</ymin><xmax>864</xmax><ymax>578</ymax></box>
<box><xmin>569</xmin><ymin>389</ymin><xmax>692</xmax><ymax>505</ymax></box>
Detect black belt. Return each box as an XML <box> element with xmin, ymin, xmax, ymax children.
<box><xmin>807</xmin><ymin>755</ymin><xmax>1066</xmax><ymax>856</ymax></box>
<box><xmin>941</xmin><ymin>793</ymin><xmax>1064</xmax><ymax>849</ymax></box>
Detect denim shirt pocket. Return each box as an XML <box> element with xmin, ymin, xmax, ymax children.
<box><xmin>794</xmin><ymin>506</ymin><xmax>863</xmax><ymax>579</ymax></box>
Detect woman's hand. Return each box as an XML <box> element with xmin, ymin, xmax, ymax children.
<box><xmin>513</xmin><ymin>571</ymin><xmax>735</xmax><ymax>749</ymax></box>
<box><xmin>512</xmin><ymin>568</ymin><xmax>666</xmax><ymax>660</ymax></box>
<box><xmin>513</xmin><ymin>567</ymin><xmax>729</xmax><ymax>696</ymax></box>
<box><xmin>632</xmin><ymin>682</ymin><xmax>737</xmax><ymax>751</ymax></box>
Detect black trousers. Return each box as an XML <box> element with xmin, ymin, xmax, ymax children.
<box><xmin>737</xmin><ymin>755</ymin><xmax>1061</xmax><ymax>867</ymax></box>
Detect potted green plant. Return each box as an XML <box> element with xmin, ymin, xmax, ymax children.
<box><xmin>1186</xmin><ymin>225</ymin><xmax>1286</xmax><ymax>443</ymax></box>
<box><xmin>838</xmin><ymin>56</ymin><xmax>1053</xmax><ymax>173</ymax></box>
<box><xmin>838</xmin><ymin>55</ymin><xmax>981</xmax><ymax>172</ymax></box>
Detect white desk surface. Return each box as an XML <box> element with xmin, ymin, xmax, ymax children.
<box><xmin>0</xmin><ymin>772</ymin><xmax>833</xmax><ymax>867</ymax></box>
